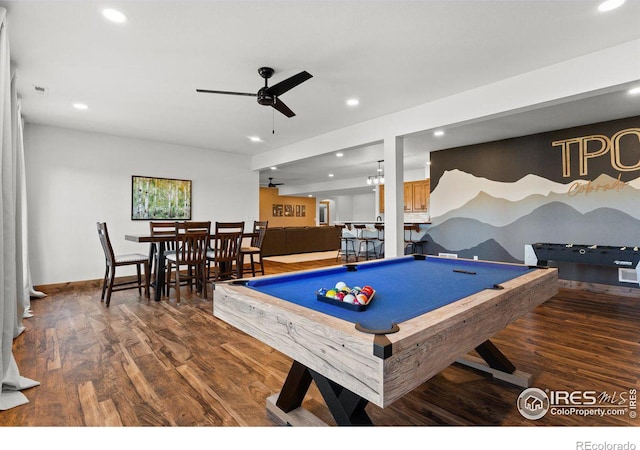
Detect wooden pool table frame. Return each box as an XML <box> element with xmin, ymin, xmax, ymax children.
<box><xmin>212</xmin><ymin>256</ymin><xmax>558</xmax><ymax>426</ymax></box>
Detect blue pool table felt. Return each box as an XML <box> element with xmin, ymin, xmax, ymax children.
<box><xmin>243</xmin><ymin>256</ymin><xmax>533</xmax><ymax>331</ymax></box>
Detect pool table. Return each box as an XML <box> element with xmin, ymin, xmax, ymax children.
<box><xmin>213</xmin><ymin>255</ymin><xmax>558</xmax><ymax>426</ymax></box>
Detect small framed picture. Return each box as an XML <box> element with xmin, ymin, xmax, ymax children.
<box><xmin>273</xmin><ymin>204</ymin><xmax>283</xmax><ymax>217</ymax></box>
<box><xmin>284</xmin><ymin>204</ymin><xmax>294</xmax><ymax>217</ymax></box>
<box><xmin>295</xmin><ymin>205</ymin><xmax>301</xmax><ymax>217</ymax></box>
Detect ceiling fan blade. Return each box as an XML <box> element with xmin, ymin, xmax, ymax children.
<box><xmin>271</xmin><ymin>98</ymin><xmax>295</xmax><ymax>118</ymax></box>
<box><xmin>265</xmin><ymin>71</ymin><xmax>312</xmax><ymax>97</ymax></box>
<box><xmin>196</xmin><ymin>89</ymin><xmax>257</xmax><ymax>97</ymax></box>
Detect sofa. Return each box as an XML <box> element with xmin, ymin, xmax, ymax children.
<box><xmin>261</xmin><ymin>226</ymin><xmax>340</xmax><ymax>257</ymax></box>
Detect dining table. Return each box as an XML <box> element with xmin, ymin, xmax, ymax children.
<box><xmin>125</xmin><ymin>233</ymin><xmax>174</xmax><ymax>302</ymax></box>
<box><xmin>125</xmin><ymin>231</ymin><xmax>257</xmax><ymax>302</ymax></box>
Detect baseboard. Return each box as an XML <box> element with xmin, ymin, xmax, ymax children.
<box><xmin>558</xmin><ymin>279</ymin><xmax>640</xmax><ymax>299</ymax></box>
<box><xmin>34</xmin><ymin>278</ymin><xmax>103</xmax><ymax>295</ymax></box>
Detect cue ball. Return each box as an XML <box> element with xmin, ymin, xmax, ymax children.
<box><xmin>335</xmin><ymin>281</ymin><xmax>347</xmax><ymax>290</ymax></box>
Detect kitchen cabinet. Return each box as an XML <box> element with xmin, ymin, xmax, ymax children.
<box><xmin>379</xmin><ymin>179</ymin><xmax>430</xmax><ymax>213</ymax></box>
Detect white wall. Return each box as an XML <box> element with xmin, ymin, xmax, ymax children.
<box><xmin>330</xmin><ymin>195</ymin><xmax>354</xmax><ymax>223</ymax></box>
<box><xmin>24</xmin><ymin>124</ymin><xmax>258</xmax><ymax>285</ymax></box>
<box><xmin>351</xmin><ymin>192</ymin><xmax>375</xmax><ymax>221</ymax></box>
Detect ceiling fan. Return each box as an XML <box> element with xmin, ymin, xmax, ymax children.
<box><xmin>263</xmin><ymin>177</ymin><xmax>284</xmax><ymax>188</ymax></box>
<box><xmin>196</xmin><ymin>67</ymin><xmax>312</xmax><ymax>118</ymax></box>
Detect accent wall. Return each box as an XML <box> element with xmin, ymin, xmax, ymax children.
<box><xmin>427</xmin><ymin>115</ymin><xmax>640</xmax><ymax>290</ymax></box>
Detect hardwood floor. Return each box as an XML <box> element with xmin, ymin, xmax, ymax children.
<box><xmin>1</xmin><ymin>258</ymin><xmax>639</xmax><ymax>429</ymax></box>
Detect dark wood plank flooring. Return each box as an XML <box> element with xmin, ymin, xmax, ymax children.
<box><xmin>1</xmin><ymin>258</ymin><xmax>638</xmax><ymax>428</ymax></box>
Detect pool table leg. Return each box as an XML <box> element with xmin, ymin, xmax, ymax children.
<box><xmin>475</xmin><ymin>340</ymin><xmax>516</xmax><ymax>373</ymax></box>
<box><xmin>275</xmin><ymin>360</ymin><xmax>313</xmax><ymax>413</ymax></box>
<box><xmin>269</xmin><ymin>360</ymin><xmax>372</xmax><ymax>426</ymax></box>
<box><xmin>456</xmin><ymin>339</ymin><xmax>532</xmax><ymax>388</ymax></box>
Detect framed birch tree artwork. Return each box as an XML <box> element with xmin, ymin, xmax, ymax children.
<box><xmin>131</xmin><ymin>175</ymin><xmax>192</xmax><ymax>220</ymax></box>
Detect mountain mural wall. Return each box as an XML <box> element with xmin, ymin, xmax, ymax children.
<box><xmin>427</xmin><ymin>116</ymin><xmax>640</xmax><ymax>289</ymax></box>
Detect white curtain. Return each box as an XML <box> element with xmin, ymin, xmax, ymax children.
<box><xmin>0</xmin><ymin>7</ymin><xmax>40</xmax><ymax>411</ymax></box>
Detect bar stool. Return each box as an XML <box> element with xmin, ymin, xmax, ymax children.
<box><xmin>374</xmin><ymin>223</ymin><xmax>384</xmax><ymax>258</ymax></box>
<box><xmin>354</xmin><ymin>224</ymin><xmax>378</xmax><ymax>260</ymax></box>
<box><xmin>335</xmin><ymin>224</ymin><xmax>357</xmax><ymax>262</ymax></box>
<box><xmin>404</xmin><ymin>224</ymin><xmax>425</xmax><ymax>254</ymax></box>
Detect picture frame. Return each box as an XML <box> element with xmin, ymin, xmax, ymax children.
<box><xmin>131</xmin><ymin>175</ymin><xmax>192</xmax><ymax>220</ymax></box>
<box><xmin>284</xmin><ymin>204</ymin><xmax>294</xmax><ymax>217</ymax></box>
<box><xmin>273</xmin><ymin>204</ymin><xmax>283</xmax><ymax>217</ymax></box>
<box><xmin>295</xmin><ymin>205</ymin><xmax>301</xmax><ymax>217</ymax></box>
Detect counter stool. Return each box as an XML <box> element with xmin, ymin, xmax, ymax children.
<box><xmin>335</xmin><ymin>224</ymin><xmax>357</xmax><ymax>262</ymax></box>
<box><xmin>404</xmin><ymin>224</ymin><xmax>425</xmax><ymax>254</ymax></box>
<box><xmin>354</xmin><ymin>224</ymin><xmax>378</xmax><ymax>261</ymax></box>
<box><xmin>374</xmin><ymin>223</ymin><xmax>384</xmax><ymax>258</ymax></box>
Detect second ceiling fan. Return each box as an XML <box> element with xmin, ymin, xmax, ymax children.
<box><xmin>196</xmin><ymin>67</ymin><xmax>312</xmax><ymax>118</ymax></box>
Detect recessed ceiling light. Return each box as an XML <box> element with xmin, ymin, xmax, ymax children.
<box><xmin>248</xmin><ymin>136</ymin><xmax>263</xmax><ymax>142</ymax></box>
<box><xmin>102</xmin><ymin>8</ymin><xmax>127</xmax><ymax>23</ymax></box>
<box><xmin>73</xmin><ymin>103</ymin><xmax>88</xmax><ymax>110</ymax></box>
<box><xmin>270</xmin><ymin>166</ymin><xmax>277</xmax><ymax>170</ymax></box>
<box><xmin>434</xmin><ymin>130</ymin><xmax>444</xmax><ymax>137</ymax></box>
<box><xmin>328</xmin><ymin>173</ymin><xmax>334</xmax><ymax>177</ymax></box>
<box><xmin>336</xmin><ymin>152</ymin><xmax>343</xmax><ymax>157</ymax></box>
<box><xmin>629</xmin><ymin>86</ymin><xmax>640</xmax><ymax>95</ymax></box>
<box><xmin>598</xmin><ymin>0</ymin><xmax>625</xmax><ymax>12</ymax></box>
<box><xmin>346</xmin><ymin>98</ymin><xmax>359</xmax><ymax>106</ymax></box>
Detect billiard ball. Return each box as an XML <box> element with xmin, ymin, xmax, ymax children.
<box><xmin>317</xmin><ymin>288</ymin><xmax>327</xmax><ymax>296</ymax></box>
<box><xmin>335</xmin><ymin>292</ymin><xmax>345</xmax><ymax>301</ymax></box>
<box><xmin>343</xmin><ymin>294</ymin><xmax>356</xmax><ymax>304</ymax></box>
<box><xmin>335</xmin><ymin>281</ymin><xmax>347</xmax><ymax>290</ymax></box>
<box><xmin>355</xmin><ymin>294</ymin><xmax>368</xmax><ymax>305</ymax></box>
<box><xmin>325</xmin><ymin>289</ymin><xmax>337</xmax><ymax>298</ymax></box>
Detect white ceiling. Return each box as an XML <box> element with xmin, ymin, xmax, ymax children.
<box><xmin>3</xmin><ymin>0</ymin><xmax>640</xmax><ymax>197</ymax></box>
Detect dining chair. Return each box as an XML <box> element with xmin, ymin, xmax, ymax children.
<box><xmin>165</xmin><ymin>224</ymin><xmax>209</xmax><ymax>304</ymax></box>
<box><xmin>148</xmin><ymin>221</ymin><xmax>178</xmax><ymax>281</ymax></box>
<box><xmin>239</xmin><ymin>220</ymin><xmax>268</xmax><ymax>277</ymax></box>
<box><xmin>97</xmin><ymin>222</ymin><xmax>150</xmax><ymax>307</ymax></box>
<box><xmin>178</xmin><ymin>221</ymin><xmax>212</xmax><ymax>290</ymax></box>
<box><xmin>207</xmin><ymin>221</ymin><xmax>245</xmax><ymax>280</ymax></box>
